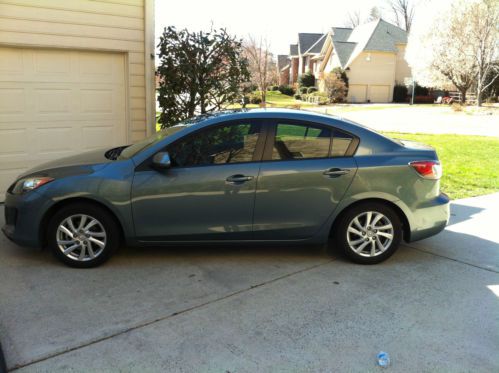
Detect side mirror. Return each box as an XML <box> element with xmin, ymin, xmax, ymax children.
<box><xmin>152</xmin><ymin>151</ymin><xmax>171</xmax><ymax>170</ymax></box>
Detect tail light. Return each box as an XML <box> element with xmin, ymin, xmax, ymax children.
<box><xmin>409</xmin><ymin>161</ymin><xmax>442</xmax><ymax>180</ymax></box>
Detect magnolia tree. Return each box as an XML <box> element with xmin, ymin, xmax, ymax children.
<box><xmin>407</xmin><ymin>0</ymin><xmax>498</xmax><ymax>105</ymax></box>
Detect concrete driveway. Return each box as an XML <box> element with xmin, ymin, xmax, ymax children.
<box><xmin>1</xmin><ymin>194</ymin><xmax>498</xmax><ymax>372</ymax></box>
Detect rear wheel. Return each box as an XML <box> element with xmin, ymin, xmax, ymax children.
<box><xmin>48</xmin><ymin>203</ymin><xmax>119</xmax><ymax>268</ymax></box>
<box><xmin>332</xmin><ymin>202</ymin><xmax>402</xmax><ymax>264</ymax></box>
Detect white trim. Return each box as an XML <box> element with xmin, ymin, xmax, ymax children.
<box><xmin>144</xmin><ymin>0</ymin><xmax>155</xmax><ymax>136</ymax></box>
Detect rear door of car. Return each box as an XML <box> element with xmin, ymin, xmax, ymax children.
<box><xmin>252</xmin><ymin>119</ymin><xmax>358</xmax><ymax>240</ymax></box>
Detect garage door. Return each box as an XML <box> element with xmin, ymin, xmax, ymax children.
<box><xmin>370</xmin><ymin>85</ymin><xmax>390</xmax><ymax>103</ymax></box>
<box><xmin>348</xmin><ymin>84</ymin><xmax>367</xmax><ymax>103</ymax></box>
<box><xmin>0</xmin><ymin>47</ymin><xmax>126</xmax><ymax>200</ymax></box>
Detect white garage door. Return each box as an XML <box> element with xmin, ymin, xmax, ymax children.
<box><xmin>348</xmin><ymin>84</ymin><xmax>367</xmax><ymax>103</ymax></box>
<box><xmin>370</xmin><ymin>85</ymin><xmax>390</xmax><ymax>103</ymax></box>
<box><xmin>0</xmin><ymin>47</ymin><xmax>127</xmax><ymax>200</ymax></box>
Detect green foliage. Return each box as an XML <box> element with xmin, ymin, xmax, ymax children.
<box><xmin>248</xmin><ymin>92</ymin><xmax>262</xmax><ymax>104</ymax></box>
<box><xmin>414</xmin><ymin>84</ymin><xmax>429</xmax><ymax>96</ymax></box>
<box><xmin>293</xmin><ymin>93</ymin><xmax>302</xmax><ymax>100</ymax></box>
<box><xmin>278</xmin><ymin>85</ymin><xmax>295</xmax><ymax>96</ymax></box>
<box><xmin>299</xmin><ymin>87</ymin><xmax>308</xmax><ymax>94</ymax></box>
<box><xmin>157</xmin><ymin>26</ymin><xmax>250</xmax><ymax>128</ymax></box>
<box><xmin>393</xmin><ymin>84</ymin><xmax>408</xmax><ymax>102</ymax></box>
<box><xmin>307</xmin><ymin>87</ymin><xmax>318</xmax><ymax>94</ymax></box>
<box><xmin>299</xmin><ymin>72</ymin><xmax>315</xmax><ymax>87</ymax></box>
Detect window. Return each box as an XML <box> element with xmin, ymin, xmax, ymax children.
<box><xmin>331</xmin><ymin>130</ymin><xmax>354</xmax><ymax>157</ymax></box>
<box><xmin>168</xmin><ymin>122</ymin><xmax>261</xmax><ymax>167</ymax></box>
<box><xmin>272</xmin><ymin>123</ymin><xmax>331</xmax><ymax>160</ymax></box>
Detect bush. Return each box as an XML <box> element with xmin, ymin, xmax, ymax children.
<box><xmin>293</xmin><ymin>93</ymin><xmax>302</xmax><ymax>100</ymax></box>
<box><xmin>299</xmin><ymin>72</ymin><xmax>315</xmax><ymax>88</ymax></box>
<box><xmin>414</xmin><ymin>84</ymin><xmax>429</xmax><ymax>96</ymax></box>
<box><xmin>451</xmin><ymin>103</ymin><xmax>464</xmax><ymax>112</ymax></box>
<box><xmin>271</xmin><ymin>85</ymin><xmax>279</xmax><ymax>91</ymax></box>
<box><xmin>323</xmin><ymin>72</ymin><xmax>347</xmax><ymax>103</ymax></box>
<box><xmin>278</xmin><ymin>85</ymin><xmax>295</xmax><ymax>96</ymax></box>
<box><xmin>393</xmin><ymin>84</ymin><xmax>408</xmax><ymax>103</ymax></box>
<box><xmin>299</xmin><ymin>87</ymin><xmax>308</xmax><ymax>94</ymax></box>
<box><xmin>249</xmin><ymin>92</ymin><xmax>262</xmax><ymax>104</ymax></box>
<box><xmin>307</xmin><ymin>87</ymin><xmax>318</xmax><ymax>94</ymax></box>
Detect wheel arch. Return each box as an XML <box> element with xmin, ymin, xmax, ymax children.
<box><xmin>330</xmin><ymin>198</ymin><xmax>411</xmax><ymax>242</ymax></box>
<box><xmin>39</xmin><ymin>197</ymin><xmax>125</xmax><ymax>247</ymax></box>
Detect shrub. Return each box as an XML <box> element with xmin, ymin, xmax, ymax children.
<box><xmin>299</xmin><ymin>72</ymin><xmax>315</xmax><ymax>87</ymax></box>
<box><xmin>293</xmin><ymin>93</ymin><xmax>302</xmax><ymax>100</ymax></box>
<box><xmin>299</xmin><ymin>87</ymin><xmax>308</xmax><ymax>94</ymax></box>
<box><xmin>414</xmin><ymin>84</ymin><xmax>429</xmax><ymax>96</ymax></box>
<box><xmin>307</xmin><ymin>87</ymin><xmax>318</xmax><ymax>94</ymax></box>
<box><xmin>323</xmin><ymin>72</ymin><xmax>347</xmax><ymax>103</ymax></box>
<box><xmin>393</xmin><ymin>84</ymin><xmax>408</xmax><ymax>103</ymax></box>
<box><xmin>451</xmin><ymin>103</ymin><xmax>464</xmax><ymax>112</ymax></box>
<box><xmin>271</xmin><ymin>85</ymin><xmax>279</xmax><ymax>91</ymax></box>
<box><xmin>249</xmin><ymin>92</ymin><xmax>262</xmax><ymax>104</ymax></box>
<box><xmin>278</xmin><ymin>85</ymin><xmax>295</xmax><ymax>96</ymax></box>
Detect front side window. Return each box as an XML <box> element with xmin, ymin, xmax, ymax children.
<box><xmin>272</xmin><ymin>123</ymin><xmax>331</xmax><ymax>160</ymax></box>
<box><xmin>168</xmin><ymin>122</ymin><xmax>261</xmax><ymax>167</ymax></box>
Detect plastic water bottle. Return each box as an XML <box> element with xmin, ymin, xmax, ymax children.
<box><xmin>377</xmin><ymin>352</ymin><xmax>390</xmax><ymax>368</ymax></box>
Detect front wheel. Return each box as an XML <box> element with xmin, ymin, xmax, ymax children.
<box><xmin>47</xmin><ymin>203</ymin><xmax>120</xmax><ymax>268</ymax></box>
<box><xmin>332</xmin><ymin>202</ymin><xmax>402</xmax><ymax>264</ymax></box>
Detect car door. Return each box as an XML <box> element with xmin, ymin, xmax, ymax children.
<box><xmin>253</xmin><ymin>119</ymin><xmax>358</xmax><ymax>240</ymax></box>
<box><xmin>131</xmin><ymin>119</ymin><xmax>266</xmax><ymax>242</ymax></box>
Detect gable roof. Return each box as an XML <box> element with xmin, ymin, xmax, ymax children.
<box><xmin>277</xmin><ymin>55</ymin><xmax>289</xmax><ymax>71</ymax></box>
<box><xmin>306</xmin><ymin>34</ymin><xmax>327</xmax><ymax>54</ymax></box>
<box><xmin>298</xmin><ymin>33</ymin><xmax>324</xmax><ymax>54</ymax></box>
<box><xmin>324</xmin><ymin>19</ymin><xmax>407</xmax><ymax>68</ymax></box>
<box><xmin>289</xmin><ymin>44</ymin><xmax>298</xmax><ymax>56</ymax></box>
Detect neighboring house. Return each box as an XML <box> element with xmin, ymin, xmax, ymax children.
<box><xmin>316</xmin><ymin>19</ymin><xmax>411</xmax><ymax>103</ymax></box>
<box><xmin>0</xmin><ymin>0</ymin><xmax>155</xmax><ymax>200</ymax></box>
<box><xmin>277</xmin><ymin>55</ymin><xmax>290</xmax><ymax>86</ymax></box>
<box><xmin>279</xmin><ymin>35</ymin><xmax>326</xmax><ymax>86</ymax></box>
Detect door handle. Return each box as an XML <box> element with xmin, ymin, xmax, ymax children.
<box><xmin>226</xmin><ymin>174</ymin><xmax>254</xmax><ymax>183</ymax></box>
<box><xmin>323</xmin><ymin>168</ymin><xmax>350</xmax><ymax>177</ymax></box>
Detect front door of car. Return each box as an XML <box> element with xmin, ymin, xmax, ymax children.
<box><xmin>253</xmin><ymin>120</ymin><xmax>358</xmax><ymax>240</ymax></box>
<box><xmin>131</xmin><ymin>119</ymin><xmax>266</xmax><ymax>242</ymax></box>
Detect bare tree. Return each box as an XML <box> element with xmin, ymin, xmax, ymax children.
<box><xmin>345</xmin><ymin>9</ymin><xmax>362</xmax><ymax>28</ymax></box>
<box><xmin>244</xmin><ymin>36</ymin><xmax>277</xmax><ymax>106</ymax></box>
<box><xmin>386</xmin><ymin>0</ymin><xmax>415</xmax><ymax>32</ymax></box>
<box><xmin>467</xmin><ymin>0</ymin><xmax>499</xmax><ymax>106</ymax></box>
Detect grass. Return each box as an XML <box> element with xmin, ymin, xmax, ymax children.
<box><xmin>383</xmin><ymin>132</ymin><xmax>499</xmax><ymax>199</ymax></box>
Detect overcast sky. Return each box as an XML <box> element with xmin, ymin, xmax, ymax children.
<box><xmin>154</xmin><ymin>0</ymin><xmax>428</xmax><ymax>56</ymax></box>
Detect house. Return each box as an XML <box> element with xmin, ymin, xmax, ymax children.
<box><xmin>277</xmin><ymin>55</ymin><xmax>290</xmax><ymax>86</ymax></box>
<box><xmin>279</xmin><ymin>34</ymin><xmax>326</xmax><ymax>86</ymax></box>
<box><xmin>316</xmin><ymin>19</ymin><xmax>411</xmax><ymax>102</ymax></box>
<box><xmin>0</xmin><ymin>0</ymin><xmax>155</xmax><ymax>200</ymax></box>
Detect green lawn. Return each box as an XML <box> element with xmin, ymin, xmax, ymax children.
<box><xmin>383</xmin><ymin>132</ymin><xmax>499</xmax><ymax>199</ymax></box>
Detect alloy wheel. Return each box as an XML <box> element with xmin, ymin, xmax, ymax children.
<box><xmin>346</xmin><ymin>211</ymin><xmax>394</xmax><ymax>257</ymax></box>
<box><xmin>56</xmin><ymin>214</ymin><xmax>107</xmax><ymax>262</ymax></box>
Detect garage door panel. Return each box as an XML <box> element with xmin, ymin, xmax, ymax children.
<box><xmin>370</xmin><ymin>85</ymin><xmax>390</xmax><ymax>103</ymax></box>
<box><xmin>348</xmin><ymin>84</ymin><xmax>367</xmax><ymax>103</ymax></box>
<box><xmin>0</xmin><ymin>47</ymin><xmax>127</xmax><ymax>200</ymax></box>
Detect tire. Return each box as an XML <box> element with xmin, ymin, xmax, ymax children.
<box><xmin>47</xmin><ymin>203</ymin><xmax>120</xmax><ymax>268</ymax></box>
<box><xmin>332</xmin><ymin>202</ymin><xmax>402</xmax><ymax>264</ymax></box>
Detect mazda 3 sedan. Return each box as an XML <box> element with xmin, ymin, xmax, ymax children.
<box><xmin>2</xmin><ymin>109</ymin><xmax>449</xmax><ymax>267</ymax></box>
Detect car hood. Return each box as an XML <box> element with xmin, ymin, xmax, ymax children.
<box><xmin>19</xmin><ymin>148</ymin><xmax>113</xmax><ymax>179</ymax></box>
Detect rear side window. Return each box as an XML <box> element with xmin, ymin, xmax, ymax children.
<box><xmin>272</xmin><ymin>123</ymin><xmax>331</xmax><ymax>160</ymax></box>
<box><xmin>331</xmin><ymin>130</ymin><xmax>354</xmax><ymax>157</ymax></box>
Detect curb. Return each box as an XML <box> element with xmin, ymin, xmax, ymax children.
<box><xmin>0</xmin><ymin>343</ymin><xmax>6</xmax><ymax>373</ymax></box>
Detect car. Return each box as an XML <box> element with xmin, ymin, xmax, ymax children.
<box><xmin>2</xmin><ymin>109</ymin><xmax>450</xmax><ymax>268</ymax></box>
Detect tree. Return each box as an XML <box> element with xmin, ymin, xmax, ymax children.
<box><xmin>243</xmin><ymin>36</ymin><xmax>277</xmax><ymax>106</ymax></box>
<box><xmin>406</xmin><ymin>1</ymin><xmax>472</xmax><ymax>103</ymax></box>
<box><xmin>467</xmin><ymin>0</ymin><xmax>499</xmax><ymax>105</ymax></box>
<box><xmin>345</xmin><ymin>9</ymin><xmax>362</xmax><ymax>28</ymax></box>
<box><xmin>157</xmin><ymin>26</ymin><xmax>249</xmax><ymax>128</ymax></box>
<box><xmin>368</xmin><ymin>6</ymin><xmax>382</xmax><ymax>21</ymax></box>
<box><xmin>386</xmin><ymin>0</ymin><xmax>415</xmax><ymax>32</ymax></box>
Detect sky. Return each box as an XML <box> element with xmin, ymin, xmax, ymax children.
<box><xmin>154</xmin><ymin>0</ymin><xmax>419</xmax><ymax>56</ymax></box>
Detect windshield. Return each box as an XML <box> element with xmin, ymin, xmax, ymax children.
<box><xmin>118</xmin><ymin>126</ymin><xmax>185</xmax><ymax>159</ymax></box>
